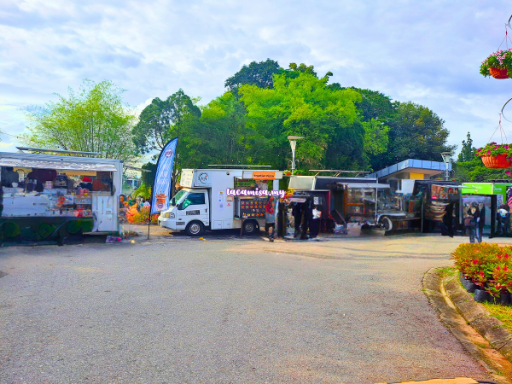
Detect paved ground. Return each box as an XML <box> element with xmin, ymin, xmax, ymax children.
<box><xmin>1</xmin><ymin>231</ymin><xmax>510</xmax><ymax>384</ymax></box>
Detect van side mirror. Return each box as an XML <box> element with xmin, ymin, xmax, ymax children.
<box><xmin>177</xmin><ymin>202</ymin><xmax>183</xmax><ymax>210</ymax></box>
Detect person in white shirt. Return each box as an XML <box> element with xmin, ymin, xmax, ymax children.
<box><xmin>310</xmin><ymin>204</ymin><xmax>322</xmax><ymax>238</ymax></box>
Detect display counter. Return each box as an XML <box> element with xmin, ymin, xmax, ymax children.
<box><xmin>2</xmin><ymin>187</ymin><xmax>94</xmax><ymax>218</ymax></box>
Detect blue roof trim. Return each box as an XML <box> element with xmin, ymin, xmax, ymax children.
<box><xmin>367</xmin><ymin>159</ymin><xmax>452</xmax><ymax>179</ymax></box>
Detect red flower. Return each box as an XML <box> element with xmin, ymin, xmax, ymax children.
<box><xmin>472</xmin><ymin>259</ymin><xmax>478</xmax><ymax>265</ymax></box>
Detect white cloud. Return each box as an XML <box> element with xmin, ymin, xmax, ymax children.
<box><xmin>1</xmin><ymin>0</ymin><xmax>512</xmax><ymax>156</ymax></box>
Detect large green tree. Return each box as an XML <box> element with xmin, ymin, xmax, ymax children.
<box><xmin>240</xmin><ymin>71</ymin><xmax>362</xmax><ymax>170</ymax></box>
<box><xmin>369</xmin><ymin>101</ymin><xmax>455</xmax><ymax>170</ymax></box>
<box><xmin>225</xmin><ymin>59</ymin><xmax>282</xmax><ymax>96</ymax></box>
<box><xmin>22</xmin><ymin>79</ymin><xmax>136</xmax><ymax>161</ymax></box>
<box><xmin>132</xmin><ymin>89</ymin><xmax>200</xmax><ymax>154</ymax></box>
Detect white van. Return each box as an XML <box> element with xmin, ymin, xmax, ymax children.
<box><xmin>158</xmin><ymin>168</ymin><xmax>283</xmax><ymax>236</ymax></box>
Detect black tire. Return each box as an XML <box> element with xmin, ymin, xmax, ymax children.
<box><xmin>243</xmin><ymin>220</ymin><xmax>259</xmax><ymax>235</ymax></box>
<box><xmin>379</xmin><ymin>216</ymin><xmax>393</xmax><ymax>232</ymax></box>
<box><xmin>185</xmin><ymin>221</ymin><xmax>204</xmax><ymax>236</ymax></box>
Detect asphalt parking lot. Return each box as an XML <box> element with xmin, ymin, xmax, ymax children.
<box><xmin>0</xmin><ymin>233</ymin><xmax>505</xmax><ymax>384</ymax></box>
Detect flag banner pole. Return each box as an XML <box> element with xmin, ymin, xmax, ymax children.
<box><xmin>149</xmin><ymin>137</ymin><xmax>179</xmax><ymax>239</ymax></box>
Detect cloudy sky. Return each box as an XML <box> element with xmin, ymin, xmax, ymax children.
<box><xmin>1</xmin><ymin>0</ymin><xmax>512</xmax><ymax>158</ymax></box>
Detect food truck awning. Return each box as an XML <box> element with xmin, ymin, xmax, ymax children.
<box><xmin>346</xmin><ymin>183</ymin><xmax>390</xmax><ymax>189</ymax></box>
<box><xmin>0</xmin><ymin>158</ymin><xmax>118</xmax><ymax>172</ymax></box>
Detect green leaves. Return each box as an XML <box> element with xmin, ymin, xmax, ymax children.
<box><xmin>132</xmin><ymin>89</ymin><xmax>200</xmax><ymax>154</ymax></box>
<box><xmin>22</xmin><ymin>79</ymin><xmax>136</xmax><ymax>162</ymax></box>
<box><xmin>480</xmin><ymin>49</ymin><xmax>512</xmax><ymax>77</ymax></box>
<box><xmin>239</xmin><ymin>71</ymin><xmax>363</xmax><ymax>170</ymax></box>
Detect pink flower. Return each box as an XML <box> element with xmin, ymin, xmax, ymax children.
<box><xmin>505</xmin><ymin>170</ymin><xmax>511</xmax><ymax>177</ymax></box>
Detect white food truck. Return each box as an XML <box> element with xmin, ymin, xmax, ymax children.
<box><xmin>0</xmin><ymin>150</ymin><xmax>122</xmax><ymax>243</ymax></box>
<box><xmin>158</xmin><ymin>168</ymin><xmax>283</xmax><ymax>236</ymax></box>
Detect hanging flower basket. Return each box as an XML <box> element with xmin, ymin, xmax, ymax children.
<box><xmin>480</xmin><ymin>49</ymin><xmax>512</xmax><ymax>79</ymax></box>
<box><xmin>489</xmin><ymin>67</ymin><xmax>510</xmax><ymax>79</ymax></box>
<box><xmin>476</xmin><ymin>143</ymin><xmax>512</xmax><ymax>169</ymax></box>
<box><xmin>481</xmin><ymin>154</ymin><xmax>512</xmax><ymax>168</ymax></box>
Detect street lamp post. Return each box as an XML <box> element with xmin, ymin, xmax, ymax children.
<box><xmin>441</xmin><ymin>152</ymin><xmax>452</xmax><ymax>181</ymax></box>
<box><xmin>288</xmin><ymin>136</ymin><xmax>304</xmax><ymax>175</ymax></box>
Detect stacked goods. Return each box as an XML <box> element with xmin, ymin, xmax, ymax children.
<box><xmin>125</xmin><ymin>204</ymin><xmax>159</xmax><ymax>224</ymax></box>
<box><xmin>126</xmin><ymin>204</ymin><xmax>141</xmax><ymax>223</ymax></box>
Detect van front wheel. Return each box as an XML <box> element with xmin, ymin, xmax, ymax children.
<box><xmin>186</xmin><ymin>221</ymin><xmax>205</xmax><ymax>236</ymax></box>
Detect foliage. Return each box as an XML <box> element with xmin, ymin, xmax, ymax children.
<box><xmin>240</xmin><ymin>71</ymin><xmax>361</xmax><ymax>170</ymax></box>
<box><xmin>131</xmin><ymin>59</ymin><xmax>455</xmax><ymax>176</ymax></box>
<box><xmin>454</xmin><ymin>134</ymin><xmax>511</xmax><ymax>182</ymax></box>
<box><xmin>454</xmin><ymin>157</ymin><xmax>510</xmax><ymax>182</ymax></box>
<box><xmin>22</xmin><ymin>79</ymin><xmax>136</xmax><ymax>162</ymax></box>
<box><xmin>480</xmin><ymin>49</ymin><xmax>512</xmax><ymax>77</ymax></box>
<box><xmin>132</xmin><ymin>89</ymin><xmax>200</xmax><ymax>154</ymax></box>
<box><xmin>141</xmin><ymin>162</ymin><xmax>157</xmax><ymax>187</ymax></box>
<box><xmin>452</xmin><ymin>243</ymin><xmax>512</xmax><ymax>296</ymax></box>
<box><xmin>380</xmin><ymin>102</ymin><xmax>455</xmax><ymax>167</ymax></box>
<box><xmin>225</xmin><ymin>59</ymin><xmax>282</xmax><ymax>96</ymax></box>
<box><xmin>132</xmin><ymin>183</ymin><xmax>151</xmax><ymax>199</ymax></box>
<box><xmin>181</xmin><ymin>92</ymin><xmax>252</xmax><ymax>167</ymax></box>
<box><xmin>475</xmin><ymin>142</ymin><xmax>512</xmax><ymax>158</ymax></box>
<box><xmin>458</xmin><ymin>132</ymin><xmax>475</xmax><ymax>163</ymax></box>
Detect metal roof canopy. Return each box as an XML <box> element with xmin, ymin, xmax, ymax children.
<box><xmin>0</xmin><ymin>158</ymin><xmax>117</xmax><ymax>172</ymax></box>
<box><xmin>16</xmin><ymin>146</ymin><xmax>101</xmax><ymax>156</ymax></box>
<box><xmin>208</xmin><ymin>165</ymin><xmax>271</xmax><ymax>168</ymax></box>
<box><xmin>310</xmin><ymin>169</ymin><xmax>370</xmax><ymax>177</ymax></box>
<box><xmin>0</xmin><ymin>151</ymin><xmax>122</xmax><ymax>173</ymax></box>
<box><xmin>346</xmin><ymin>183</ymin><xmax>390</xmax><ymax>189</ymax></box>
<box><xmin>124</xmin><ymin>165</ymin><xmax>151</xmax><ymax>173</ymax></box>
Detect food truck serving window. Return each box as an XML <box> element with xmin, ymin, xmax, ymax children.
<box><xmin>1</xmin><ymin>159</ymin><xmax>114</xmax><ymax>219</ymax></box>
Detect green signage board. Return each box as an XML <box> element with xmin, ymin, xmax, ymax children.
<box><xmin>461</xmin><ymin>183</ymin><xmax>493</xmax><ymax>195</ymax></box>
<box><xmin>462</xmin><ymin>182</ymin><xmax>511</xmax><ymax>206</ymax></box>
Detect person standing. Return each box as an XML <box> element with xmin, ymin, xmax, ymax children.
<box><xmin>265</xmin><ymin>196</ymin><xmax>276</xmax><ymax>242</ymax></box>
<box><xmin>498</xmin><ymin>205</ymin><xmax>510</xmax><ymax>237</ymax></box>
<box><xmin>504</xmin><ymin>205</ymin><xmax>511</xmax><ymax>237</ymax></box>
<box><xmin>310</xmin><ymin>204</ymin><xmax>322</xmax><ymax>238</ymax></box>
<box><xmin>478</xmin><ymin>202</ymin><xmax>485</xmax><ymax>242</ymax></box>
<box><xmin>465</xmin><ymin>203</ymin><xmax>480</xmax><ymax>243</ymax></box>
<box><xmin>442</xmin><ymin>202</ymin><xmax>454</xmax><ymax>238</ymax></box>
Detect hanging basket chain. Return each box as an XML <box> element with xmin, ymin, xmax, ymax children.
<box><xmin>487</xmin><ymin>114</ymin><xmax>508</xmax><ymax>145</ymax></box>
<box><xmin>498</xmin><ymin>24</ymin><xmax>512</xmax><ymax>51</ymax></box>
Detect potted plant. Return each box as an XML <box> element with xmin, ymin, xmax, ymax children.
<box><xmin>480</xmin><ymin>49</ymin><xmax>512</xmax><ymax>79</ymax></box>
<box><xmin>475</xmin><ymin>142</ymin><xmax>512</xmax><ymax>169</ymax></box>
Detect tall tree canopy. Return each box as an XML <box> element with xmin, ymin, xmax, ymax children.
<box><xmin>240</xmin><ymin>72</ymin><xmax>362</xmax><ymax>170</ymax></box>
<box><xmin>368</xmin><ymin>102</ymin><xmax>455</xmax><ymax>170</ymax></box>
<box><xmin>22</xmin><ymin>80</ymin><xmax>135</xmax><ymax>161</ymax></box>
<box><xmin>132</xmin><ymin>89</ymin><xmax>200</xmax><ymax>154</ymax></box>
<box><xmin>224</xmin><ymin>59</ymin><xmax>282</xmax><ymax>95</ymax></box>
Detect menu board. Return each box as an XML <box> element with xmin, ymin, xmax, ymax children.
<box><xmin>240</xmin><ymin>198</ymin><xmax>266</xmax><ymax>218</ymax></box>
<box><xmin>431</xmin><ymin>185</ymin><xmax>458</xmax><ymax>201</ymax></box>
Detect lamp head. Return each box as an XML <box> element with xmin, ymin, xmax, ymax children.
<box><xmin>441</xmin><ymin>152</ymin><xmax>452</xmax><ymax>163</ymax></box>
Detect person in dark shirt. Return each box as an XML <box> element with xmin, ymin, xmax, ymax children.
<box><xmin>1</xmin><ymin>167</ymin><xmax>19</xmax><ymax>187</ymax></box>
<box><xmin>478</xmin><ymin>202</ymin><xmax>485</xmax><ymax>242</ymax></box>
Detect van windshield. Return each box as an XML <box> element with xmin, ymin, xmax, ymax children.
<box><xmin>170</xmin><ymin>190</ymin><xmax>188</xmax><ymax>206</ymax></box>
